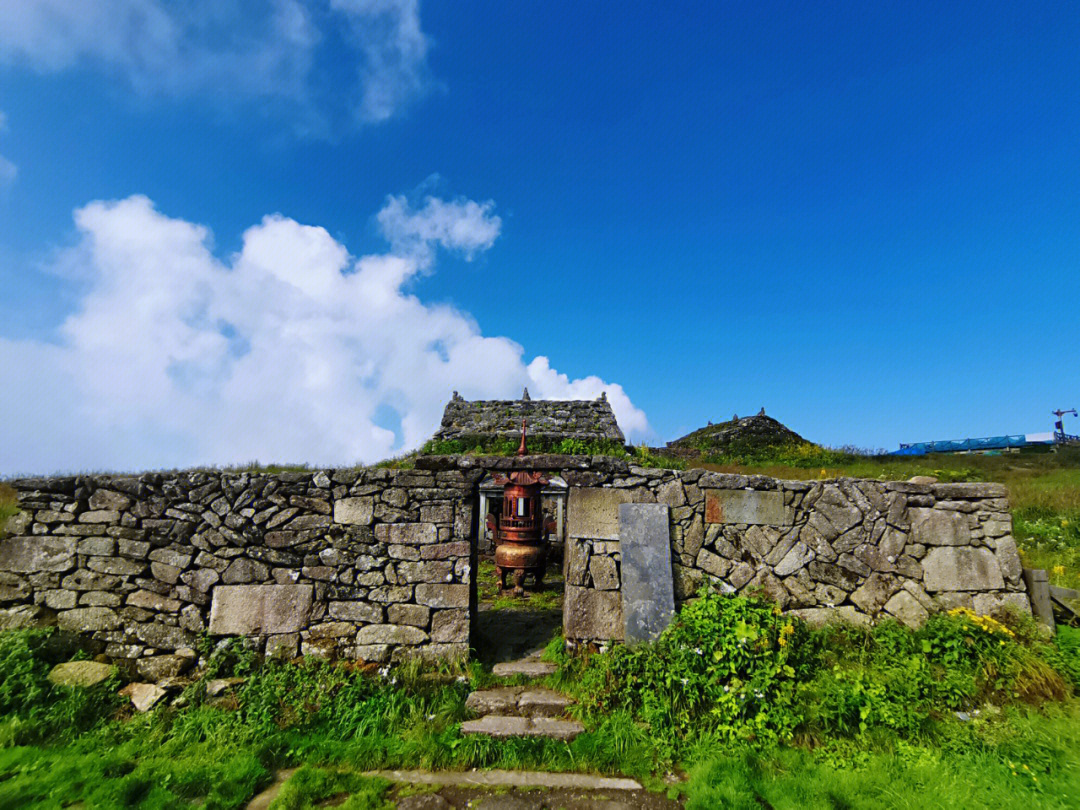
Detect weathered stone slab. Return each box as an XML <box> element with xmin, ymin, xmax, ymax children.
<box><xmin>460</xmin><ymin>715</ymin><xmax>584</xmax><ymax>741</ymax></box>
<box><xmin>119</xmin><ymin>682</ymin><xmax>167</xmax><ymax>712</ymax></box>
<box><xmin>208</xmin><ymin>584</ymin><xmax>313</xmax><ymax>635</ymax></box>
<box><xmin>414</xmin><ymin>583</ymin><xmax>469</xmax><ymax>608</ymax></box>
<box><xmin>922</xmin><ymin>547</ymin><xmax>1004</xmax><ymax>592</ymax></box>
<box><xmin>518</xmin><ymin>688</ymin><xmax>574</xmax><ymax>717</ymax></box>
<box><xmin>333</xmin><ymin>497</ymin><xmax>373</xmax><ymax>525</ymax></box>
<box><xmin>48</xmin><ymin>661</ymin><xmax>114</xmax><ymax>688</ymax></box>
<box><xmin>618</xmin><ymin>503</ymin><xmax>675</xmax><ymax>645</ymax></box>
<box><xmin>465</xmin><ymin>687</ymin><xmax>522</xmax><ymax>716</ymax></box>
<box><xmin>57</xmin><ymin>607</ymin><xmax>121</xmax><ymax>632</ymax></box>
<box><xmin>492</xmin><ymin>659</ymin><xmax>557</xmax><ymax>678</ymax></box>
<box><xmin>0</xmin><ymin>536</ymin><xmax>76</xmax><ymax>572</ymax></box>
<box><xmin>911</xmin><ymin>508</ymin><xmax>970</xmax><ymax>546</ymax></box>
<box><xmin>355</xmin><ymin>624</ymin><xmax>428</xmax><ymax>645</ymax></box>
<box><xmin>704</xmin><ymin>490</ymin><xmax>789</xmax><ymax>525</ymax></box>
<box><xmin>973</xmin><ymin>591</ymin><xmax>1032</xmax><ymax>617</ymax></box>
<box><xmin>564</xmin><ymin>584</ymin><xmax>623</xmax><ymax>641</ymax></box>
<box><xmin>883</xmin><ymin>590</ymin><xmax>929</xmax><ymax>628</ymax></box>
<box><xmin>375</xmin><ymin>522</ymin><xmax>438</xmax><ymax>545</ymax></box>
<box><xmin>361</xmin><ymin>769</ymin><xmax>642</xmax><ymax>791</ymax></box>
<box><xmin>566</xmin><ymin>487</ymin><xmax>633</xmax><ymax>540</ymax></box>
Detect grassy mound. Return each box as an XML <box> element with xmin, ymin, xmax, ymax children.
<box><xmin>667</xmin><ymin>414</ymin><xmax>809</xmax><ymax>457</ymax></box>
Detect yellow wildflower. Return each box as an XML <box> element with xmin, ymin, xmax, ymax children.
<box><xmin>1053</xmin><ymin>565</ymin><xmax>1065</xmax><ymax>577</ymax></box>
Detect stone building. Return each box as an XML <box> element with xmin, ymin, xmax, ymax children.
<box><xmin>432</xmin><ymin>390</ymin><xmax>625</xmax><ymax>447</ymax></box>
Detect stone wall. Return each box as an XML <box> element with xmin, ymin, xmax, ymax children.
<box><xmin>1</xmin><ymin>455</ymin><xmax>1032</xmax><ymax>667</ymax></box>
<box><xmin>561</xmin><ymin>468</ymin><xmax>1029</xmax><ymax>642</ymax></box>
<box><xmin>0</xmin><ymin>467</ymin><xmax>480</xmax><ymax>676</ymax></box>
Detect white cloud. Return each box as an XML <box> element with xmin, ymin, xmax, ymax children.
<box><xmin>0</xmin><ymin>1</ymin><xmax>433</xmax><ymax>127</ymax></box>
<box><xmin>330</xmin><ymin>0</ymin><xmax>432</xmax><ymax>123</ymax></box>
<box><xmin>526</xmin><ymin>357</ymin><xmax>649</xmax><ymax>439</ymax></box>
<box><xmin>377</xmin><ymin>193</ymin><xmax>501</xmax><ymax>267</ymax></box>
<box><xmin>0</xmin><ymin>193</ymin><xmax>648</xmax><ymax>474</ymax></box>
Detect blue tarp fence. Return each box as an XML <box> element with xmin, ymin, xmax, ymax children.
<box><xmin>891</xmin><ymin>435</ymin><xmax>1039</xmax><ymax>456</ymax></box>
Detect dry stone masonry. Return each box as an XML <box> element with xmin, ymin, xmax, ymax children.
<box><xmin>434</xmin><ymin>392</ymin><xmax>625</xmax><ymax>444</ymax></box>
<box><xmin>560</xmin><ymin>467</ymin><xmax>1029</xmax><ymax>642</ymax></box>
<box><xmin>1</xmin><ymin>453</ymin><xmax>1032</xmax><ymax>668</ymax></box>
<box><xmin>0</xmin><ymin>467</ymin><xmax>479</xmax><ymax>675</ymax></box>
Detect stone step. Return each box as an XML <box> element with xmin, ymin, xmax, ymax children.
<box><xmin>461</xmin><ymin>714</ymin><xmax>585</xmax><ymax>742</ymax></box>
<box><xmin>465</xmin><ymin>686</ymin><xmax>574</xmax><ymax>718</ymax></box>
<box><xmin>491</xmin><ymin>659</ymin><xmax>557</xmax><ymax>679</ymax></box>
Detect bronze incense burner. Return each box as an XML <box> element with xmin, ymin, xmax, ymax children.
<box><xmin>487</xmin><ymin>420</ymin><xmax>549</xmax><ymax>596</ymax></box>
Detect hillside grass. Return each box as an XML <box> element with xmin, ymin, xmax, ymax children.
<box><xmin>0</xmin><ymin>593</ymin><xmax>1078</xmax><ymax>808</ymax></box>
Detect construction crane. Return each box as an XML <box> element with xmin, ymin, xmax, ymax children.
<box><xmin>1052</xmin><ymin>408</ymin><xmax>1079</xmax><ymax>444</ymax></box>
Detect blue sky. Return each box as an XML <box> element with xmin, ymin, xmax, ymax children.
<box><xmin>1</xmin><ymin>1</ymin><xmax>1079</xmax><ymax>474</ymax></box>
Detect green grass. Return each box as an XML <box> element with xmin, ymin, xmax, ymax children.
<box><xmin>268</xmin><ymin>765</ymin><xmax>392</xmax><ymax>809</ymax></box>
<box><xmin>685</xmin><ymin>704</ymin><xmax>1080</xmax><ymax>810</ymax></box>
<box><xmin>476</xmin><ymin>558</ymin><xmax>563</xmax><ymax>612</ymax></box>
<box><xmin>2</xmin><ymin>602</ymin><xmax>1080</xmax><ymax>808</ymax></box>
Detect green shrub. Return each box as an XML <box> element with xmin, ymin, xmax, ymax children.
<box><xmin>567</xmin><ymin>590</ymin><xmax>814</xmax><ymax>760</ymax></box>
<box><xmin>0</xmin><ymin>629</ymin><xmax>123</xmax><ymax>745</ymax></box>
<box><xmin>799</xmin><ymin>609</ymin><xmax>1075</xmax><ymax>742</ymax></box>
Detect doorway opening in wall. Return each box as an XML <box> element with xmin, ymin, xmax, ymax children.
<box><xmin>472</xmin><ymin>475</ymin><xmax>567</xmax><ymax>664</ymax></box>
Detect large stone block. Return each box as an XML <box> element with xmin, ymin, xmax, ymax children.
<box><xmin>564</xmin><ymin>585</ymin><xmax>623</xmax><ymax>641</ymax></box>
<box><xmin>704</xmin><ymin>490</ymin><xmax>789</xmax><ymax>525</ymax></box>
<box><xmin>355</xmin><ymin>624</ymin><xmax>428</xmax><ymax>645</ymax></box>
<box><xmin>774</xmin><ymin>540</ymin><xmax>814</xmax><ymax>577</ymax></box>
<box><xmin>374</xmin><ymin>523</ymin><xmax>438</xmax><ymax>545</ymax></box>
<box><xmin>589</xmin><ymin>555</ymin><xmax>620</xmax><ymax>590</ymax></box>
<box><xmin>396</xmin><ymin>560</ymin><xmax>454</xmax><ymax>583</ymax></box>
<box><xmin>992</xmin><ymin>537</ymin><xmax>1023</xmax><ymax>582</ymax></box>
<box><xmin>57</xmin><ymin>607</ymin><xmax>121</xmax><ymax>632</ymax></box>
<box><xmin>430</xmin><ymin>609</ymin><xmax>469</xmax><ymax>643</ymax></box>
<box><xmin>333</xmin><ymin>497</ymin><xmax>374</xmax><ymax>526</ymax></box>
<box><xmin>618</xmin><ymin>503</ymin><xmax>674</xmax><ymax>644</ymax></box>
<box><xmin>910</xmin><ymin>508</ymin><xmax>970</xmax><ymax>546</ymax></box>
<box><xmin>0</xmin><ymin>572</ymin><xmax>30</xmax><ymax>602</ymax></box>
<box><xmin>133</xmin><ymin>622</ymin><xmax>195</xmax><ymax>650</ymax></box>
<box><xmin>48</xmin><ymin>661</ymin><xmax>114</xmax><ymax>687</ymax></box>
<box><xmin>88</xmin><ymin>489</ymin><xmax>131</xmax><ymax>511</ymax></box>
<box><xmin>811</xmin><ymin>485</ymin><xmax>862</xmax><ymax>534</ymax></box>
<box><xmin>567</xmin><ymin>488</ymin><xmax>634</xmax><ymax>540</ymax></box>
<box><xmin>208</xmin><ymin>584</ymin><xmax>314</xmax><ymax>635</ymax></box>
<box><xmin>972</xmin><ymin>592</ymin><xmax>1032</xmax><ymax>617</ymax></box>
<box><xmin>414</xmin><ymin>583</ymin><xmax>468</xmax><ymax>608</ymax></box>
<box><xmin>850</xmin><ymin>572</ymin><xmax>899</xmax><ymax>615</ymax></box>
<box><xmin>387</xmin><ymin>603</ymin><xmax>430</xmax><ymax>627</ymax></box>
<box><xmin>327</xmin><ymin>600</ymin><xmax>382</xmax><ymax>623</ymax></box>
<box><xmin>0</xmin><ymin>536</ymin><xmax>76</xmax><ymax>572</ymax></box>
<box><xmin>922</xmin><ymin>547</ymin><xmax>1005</xmax><ymax>592</ymax></box>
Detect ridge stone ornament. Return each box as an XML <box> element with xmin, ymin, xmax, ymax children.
<box><xmin>619</xmin><ymin>503</ymin><xmax>675</xmax><ymax>644</ymax></box>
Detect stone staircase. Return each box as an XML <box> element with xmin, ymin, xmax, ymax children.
<box><xmin>461</xmin><ymin>653</ymin><xmax>585</xmax><ymax>741</ymax></box>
